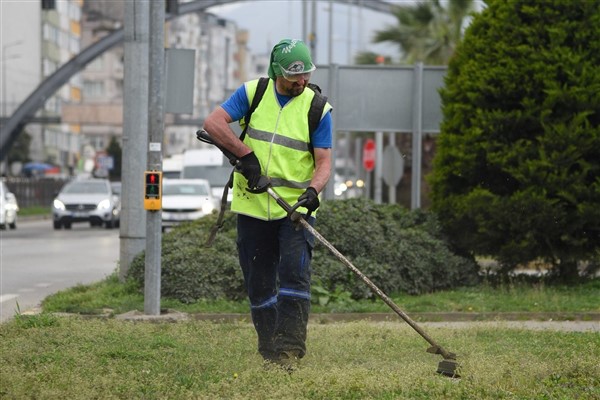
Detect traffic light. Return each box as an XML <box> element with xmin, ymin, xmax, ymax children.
<box><xmin>144</xmin><ymin>171</ymin><xmax>162</xmax><ymax>210</ymax></box>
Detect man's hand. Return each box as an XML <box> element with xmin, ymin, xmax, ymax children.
<box><xmin>239</xmin><ymin>152</ymin><xmax>261</xmax><ymax>189</ymax></box>
<box><xmin>298</xmin><ymin>187</ymin><xmax>320</xmax><ymax>212</ymax></box>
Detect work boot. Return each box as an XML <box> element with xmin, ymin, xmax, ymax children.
<box><xmin>274</xmin><ymin>350</ymin><xmax>300</xmax><ymax>372</ymax></box>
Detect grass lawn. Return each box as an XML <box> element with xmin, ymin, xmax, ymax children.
<box><xmin>1</xmin><ymin>276</ymin><xmax>598</xmax><ymax>399</ymax></box>
<box><xmin>1</xmin><ymin>315</ymin><xmax>598</xmax><ymax>399</ymax></box>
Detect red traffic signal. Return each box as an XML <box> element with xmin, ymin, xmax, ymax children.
<box><xmin>145</xmin><ymin>172</ymin><xmax>162</xmax><ymax>199</ymax></box>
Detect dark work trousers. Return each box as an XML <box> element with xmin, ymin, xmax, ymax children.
<box><xmin>236</xmin><ymin>213</ymin><xmax>315</xmax><ymax>360</ymax></box>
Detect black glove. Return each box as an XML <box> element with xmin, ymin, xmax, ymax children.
<box><xmin>238</xmin><ymin>152</ymin><xmax>261</xmax><ymax>189</ymax></box>
<box><xmin>298</xmin><ymin>187</ymin><xmax>320</xmax><ymax>212</ymax></box>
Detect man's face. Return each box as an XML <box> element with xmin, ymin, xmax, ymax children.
<box><xmin>276</xmin><ymin>75</ymin><xmax>308</xmax><ymax>97</ymax></box>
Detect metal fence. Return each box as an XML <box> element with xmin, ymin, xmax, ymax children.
<box><xmin>3</xmin><ymin>177</ymin><xmax>69</xmax><ymax>209</ymax></box>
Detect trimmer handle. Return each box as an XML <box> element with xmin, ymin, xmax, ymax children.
<box><xmin>196</xmin><ymin>129</ymin><xmax>238</xmax><ymax>166</ymax></box>
<box><xmin>245</xmin><ymin>176</ymin><xmax>271</xmax><ymax>194</ymax></box>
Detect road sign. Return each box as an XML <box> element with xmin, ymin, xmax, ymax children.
<box><xmin>363</xmin><ymin>139</ymin><xmax>376</xmax><ymax>172</ymax></box>
<box><xmin>382</xmin><ymin>145</ymin><xmax>404</xmax><ymax>186</ymax></box>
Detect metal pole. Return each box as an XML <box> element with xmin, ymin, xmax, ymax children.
<box><xmin>411</xmin><ymin>62</ymin><xmax>424</xmax><ymax>209</ymax></box>
<box><xmin>374</xmin><ymin>131</ymin><xmax>383</xmax><ymax>204</ymax></box>
<box><xmin>310</xmin><ymin>0</ymin><xmax>317</xmax><ymax>63</ymax></box>
<box><xmin>224</xmin><ymin>36</ymin><xmax>230</xmax><ymax>93</ymax></box>
<box><xmin>120</xmin><ymin>0</ymin><xmax>149</xmax><ymax>281</ymax></box>
<box><xmin>144</xmin><ymin>0</ymin><xmax>166</xmax><ymax>316</ymax></box>
<box><xmin>324</xmin><ymin>64</ymin><xmax>338</xmax><ymax>200</ymax></box>
<box><xmin>358</xmin><ymin>0</ymin><xmax>364</xmax><ymax>51</ymax></box>
<box><xmin>347</xmin><ymin>4</ymin><xmax>352</xmax><ymax>64</ymax></box>
<box><xmin>302</xmin><ymin>1</ymin><xmax>307</xmax><ymax>42</ymax></box>
<box><xmin>388</xmin><ymin>132</ymin><xmax>396</xmax><ymax>204</ymax></box>
<box><xmin>328</xmin><ymin>0</ymin><xmax>333</xmax><ymax>64</ymax></box>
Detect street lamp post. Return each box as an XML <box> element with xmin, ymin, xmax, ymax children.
<box><xmin>2</xmin><ymin>40</ymin><xmax>22</xmax><ymax>118</ymax></box>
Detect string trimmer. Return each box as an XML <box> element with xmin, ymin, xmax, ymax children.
<box><xmin>196</xmin><ymin>129</ymin><xmax>460</xmax><ymax>378</ymax></box>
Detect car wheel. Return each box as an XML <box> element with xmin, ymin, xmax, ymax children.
<box><xmin>64</xmin><ymin>222</ymin><xmax>72</xmax><ymax>229</ymax></box>
<box><xmin>53</xmin><ymin>221</ymin><xmax>62</xmax><ymax>230</ymax></box>
<box><xmin>9</xmin><ymin>221</ymin><xmax>16</xmax><ymax>229</ymax></box>
<box><xmin>104</xmin><ymin>219</ymin><xmax>114</xmax><ymax>229</ymax></box>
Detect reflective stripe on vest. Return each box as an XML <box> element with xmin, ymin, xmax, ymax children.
<box><xmin>231</xmin><ymin>78</ymin><xmax>319</xmax><ymax>220</ymax></box>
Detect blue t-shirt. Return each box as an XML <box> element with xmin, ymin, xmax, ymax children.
<box><xmin>221</xmin><ymin>84</ymin><xmax>332</xmax><ymax>149</ymax></box>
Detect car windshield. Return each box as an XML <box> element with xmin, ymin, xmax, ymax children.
<box><xmin>63</xmin><ymin>181</ymin><xmax>109</xmax><ymax>194</ymax></box>
<box><xmin>163</xmin><ymin>184</ymin><xmax>209</xmax><ymax>196</ymax></box>
<box><xmin>182</xmin><ymin>166</ymin><xmax>232</xmax><ymax>187</ymax></box>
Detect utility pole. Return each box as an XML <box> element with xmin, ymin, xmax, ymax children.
<box><xmin>310</xmin><ymin>0</ymin><xmax>317</xmax><ymax>63</ymax></box>
<box><xmin>144</xmin><ymin>0</ymin><xmax>166</xmax><ymax>315</ymax></box>
<box><xmin>328</xmin><ymin>0</ymin><xmax>333</xmax><ymax>64</ymax></box>
<box><xmin>120</xmin><ymin>0</ymin><xmax>149</xmax><ymax>281</ymax></box>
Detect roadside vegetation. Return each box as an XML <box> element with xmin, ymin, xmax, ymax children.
<box><xmin>40</xmin><ymin>271</ymin><xmax>600</xmax><ymax>317</ymax></box>
<box><xmin>1</xmin><ymin>314</ymin><xmax>598</xmax><ymax>399</ymax></box>
<box><xmin>430</xmin><ymin>0</ymin><xmax>600</xmax><ymax>280</ymax></box>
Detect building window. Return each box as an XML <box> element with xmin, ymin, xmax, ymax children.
<box><xmin>87</xmin><ymin>57</ymin><xmax>104</xmax><ymax>71</ymax></box>
<box><xmin>83</xmin><ymin>81</ymin><xmax>104</xmax><ymax>98</ymax></box>
<box><xmin>41</xmin><ymin>0</ymin><xmax>55</xmax><ymax>10</ymax></box>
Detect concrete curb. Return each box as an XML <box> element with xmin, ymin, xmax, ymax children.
<box><xmin>111</xmin><ymin>311</ymin><xmax>600</xmax><ymax>332</ymax></box>
<box><xmin>14</xmin><ymin>309</ymin><xmax>599</xmax><ymax>332</ymax></box>
<box><xmin>111</xmin><ymin>310</ymin><xmax>600</xmax><ymax>323</ymax></box>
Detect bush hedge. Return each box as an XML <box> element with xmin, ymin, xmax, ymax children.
<box><xmin>127</xmin><ymin>198</ymin><xmax>479</xmax><ymax>303</ymax></box>
<box><xmin>429</xmin><ymin>0</ymin><xmax>600</xmax><ymax>280</ymax></box>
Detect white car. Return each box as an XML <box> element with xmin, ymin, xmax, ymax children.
<box><xmin>52</xmin><ymin>178</ymin><xmax>120</xmax><ymax>229</ymax></box>
<box><xmin>161</xmin><ymin>179</ymin><xmax>218</xmax><ymax>231</ymax></box>
<box><xmin>0</xmin><ymin>181</ymin><xmax>19</xmax><ymax>230</ymax></box>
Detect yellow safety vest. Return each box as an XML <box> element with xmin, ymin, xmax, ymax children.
<box><xmin>231</xmin><ymin>78</ymin><xmax>331</xmax><ymax>220</ymax></box>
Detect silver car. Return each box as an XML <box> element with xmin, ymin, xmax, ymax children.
<box><xmin>52</xmin><ymin>178</ymin><xmax>120</xmax><ymax>229</ymax></box>
<box><xmin>0</xmin><ymin>181</ymin><xmax>19</xmax><ymax>230</ymax></box>
<box><xmin>161</xmin><ymin>179</ymin><xmax>218</xmax><ymax>232</ymax></box>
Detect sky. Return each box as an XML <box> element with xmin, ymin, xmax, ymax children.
<box><xmin>208</xmin><ymin>0</ymin><xmax>402</xmax><ymax>65</ymax></box>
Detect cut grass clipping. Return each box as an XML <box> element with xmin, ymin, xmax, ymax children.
<box><xmin>1</xmin><ymin>316</ymin><xmax>598</xmax><ymax>399</ymax></box>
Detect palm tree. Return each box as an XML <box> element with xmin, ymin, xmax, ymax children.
<box><xmin>371</xmin><ymin>0</ymin><xmax>475</xmax><ymax>65</ymax></box>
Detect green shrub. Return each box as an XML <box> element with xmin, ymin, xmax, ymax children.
<box><xmin>127</xmin><ymin>199</ymin><xmax>479</xmax><ymax>303</ymax></box>
<box><xmin>313</xmin><ymin>199</ymin><xmax>479</xmax><ymax>297</ymax></box>
<box><xmin>429</xmin><ymin>0</ymin><xmax>600</xmax><ymax>280</ymax></box>
<box><xmin>128</xmin><ymin>215</ymin><xmax>246</xmax><ymax>303</ymax></box>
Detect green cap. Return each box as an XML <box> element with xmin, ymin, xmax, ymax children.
<box><xmin>268</xmin><ymin>39</ymin><xmax>315</xmax><ymax>80</ymax></box>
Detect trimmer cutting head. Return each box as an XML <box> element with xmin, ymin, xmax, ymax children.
<box><xmin>437</xmin><ymin>358</ymin><xmax>460</xmax><ymax>378</ymax></box>
<box><xmin>428</xmin><ymin>346</ymin><xmax>460</xmax><ymax>378</ymax></box>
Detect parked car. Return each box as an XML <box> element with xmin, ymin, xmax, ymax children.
<box><xmin>0</xmin><ymin>181</ymin><xmax>19</xmax><ymax>230</ymax></box>
<box><xmin>52</xmin><ymin>178</ymin><xmax>120</xmax><ymax>229</ymax></box>
<box><xmin>161</xmin><ymin>179</ymin><xmax>218</xmax><ymax>232</ymax></box>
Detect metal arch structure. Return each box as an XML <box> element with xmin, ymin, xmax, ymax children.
<box><xmin>0</xmin><ymin>0</ymin><xmax>395</xmax><ymax>161</ymax></box>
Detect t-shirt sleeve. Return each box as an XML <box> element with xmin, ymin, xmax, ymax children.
<box><xmin>311</xmin><ymin>110</ymin><xmax>333</xmax><ymax>149</ymax></box>
<box><xmin>220</xmin><ymin>84</ymin><xmax>249</xmax><ymax>122</ymax></box>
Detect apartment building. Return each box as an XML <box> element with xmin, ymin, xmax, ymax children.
<box><xmin>2</xmin><ymin>0</ymin><xmax>257</xmax><ymax>175</ymax></box>
<box><xmin>1</xmin><ymin>0</ymin><xmax>83</xmax><ymax>174</ymax></box>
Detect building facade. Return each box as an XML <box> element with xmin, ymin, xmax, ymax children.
<box><xmin>2</xmin><ymin>0</ymin><xmax>261</xmax><ymax>175</ymax></box>
<box><xmin>1</xmin><ymin>0</ymin><xmax>83</xmax><ymax>175</ymax></box>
